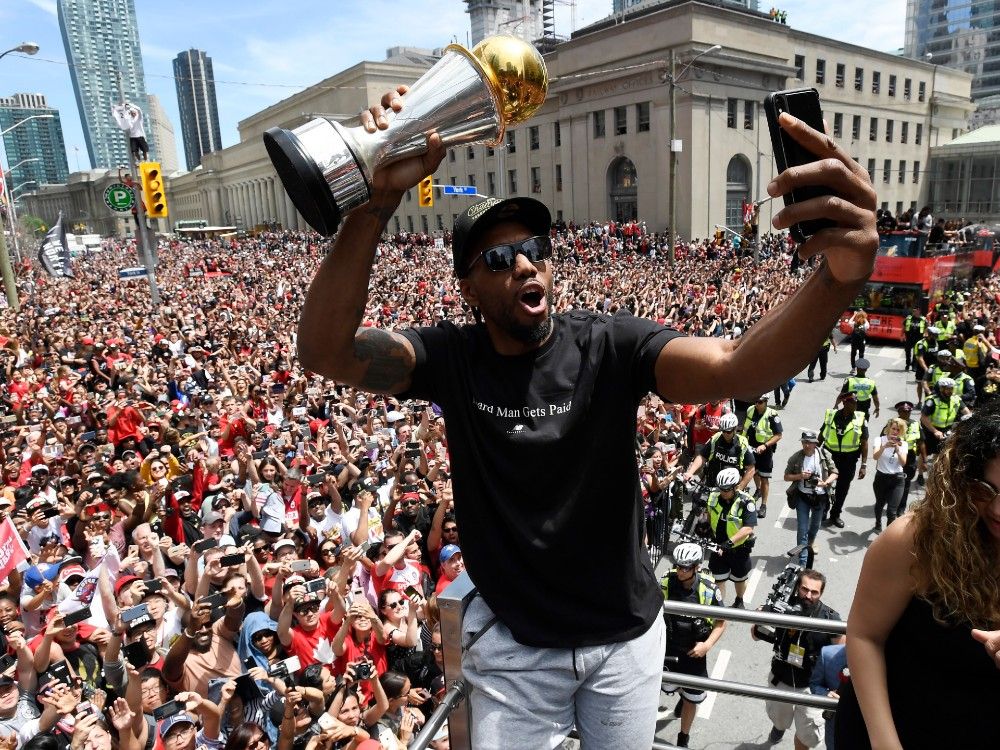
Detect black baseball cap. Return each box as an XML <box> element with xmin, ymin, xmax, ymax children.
<box><xmin>452</xmin><ymin>197</ymin><xmax>551</xmax><ymax>277</ymax></box>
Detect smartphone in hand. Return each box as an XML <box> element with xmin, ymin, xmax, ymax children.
<box><xmin>763</xmin><ymin>88</ymin><xmax>837</xmax><ymax>243</ymax></box>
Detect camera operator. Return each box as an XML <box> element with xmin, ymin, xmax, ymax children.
<box><xmin>699</xmin><ymin>468</ymin><xmax>756</xmax><ymax>608</ymax></box>
<box><xmin>661</xmin><ymin>543</ymin><xmax>726</xmax><ymax>749</ymax></box>
<box><xmin>751</xmin><ymin>569</ymin><xmax>843</xmax><ymax>749</ymax></box>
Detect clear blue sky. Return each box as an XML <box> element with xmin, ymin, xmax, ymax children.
<box><xmin>3</xmin><ymin>0</ymin><xmax>905</xmax><ymax>173</ymax></box>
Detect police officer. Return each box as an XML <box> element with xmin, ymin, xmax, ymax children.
<box><xmin>807</xmin><ymin>334</ymin><xmax>837</xmax><ymax>382</ymax></box>
<box><xmin>922</xmin><ymin>349</ymin><xmax>953</xmax><ymax>399</ymax></box>
<box><xmin>919</xmin><ymin>377</ymin><xmax>970</xmax><ymax>463</ymax></box>
<box><xmin>818</xmin><ymin>394</ymin><xmax>868</xmax><ymax>528</ymax></box>
<box><xmin>886</xmin><ymin>401</ymin><xmax>921</xmax><ymax>510</ymax></box>
<box><xmin>661</xmin><ymin>542</ymin><xmax>726</xmax><ymax>749</ymax></box>
<box><xmin>702</xmin><ymin>467</ymin><xmax>757</xmax><ymax>608</ymax></box>
<box><xmin>752</xmin><ymin>570</ymin><xmax>844</xmax><ymax>748</ymax></box>
<box><xmin>912</xmin><ymin>327</ymin><xmax>937</xmax><ymax>400</ymax></box>
<box><xmin>840</xmin><ymin>358</ymin><xmax>879</xmax><ymax>421</ymax></box>
<box><xmin>946</xmin><ymin>350</ymin><xmax>977</xmax><ymax>409</ymax></box>
<box><xmin>964</xmin><ymin>324</ymin><xmax>992</xmax><ymax>393</ymax></box>
<box><xmin>903</xmin><ymin>306</ymin><xmax>926</xmax><ymax>370</ymax></box>
<box><xmin>742</xmin><ymin>395</ymin><xmax>783</xmax><ymax>518</ymax></box>
<box><xmin>683</xmin><ymin>413</ymin><xmax>756</xmax><ymax>492</ymax></box>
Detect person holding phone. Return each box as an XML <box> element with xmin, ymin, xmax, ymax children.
<box><xmin>871</xmin><ymin>418</ymin><xmax>908</xmax><ymax>533</ymax></box>
<box><xmin>293</xmin><ymin>86</ymin><xmax>878</xmax><ymax>748</ymax></box>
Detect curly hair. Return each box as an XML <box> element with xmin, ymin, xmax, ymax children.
<box><xmin>910</xmin><ymin>400</ymin><xmax>1000</xmax><ymax>628</ymax></box>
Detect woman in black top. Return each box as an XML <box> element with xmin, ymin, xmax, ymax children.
<box><xmin>837</xmin><ymin>401</ymin><xmax>1000</xmax><ymax>748</ymax></box>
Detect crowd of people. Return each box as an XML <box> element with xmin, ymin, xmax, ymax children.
<box><xmin>0</xmin><ymin>210</ymin><xmax>998</xmax><ymax>750</ymax></box>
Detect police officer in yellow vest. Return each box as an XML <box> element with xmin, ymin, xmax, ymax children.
<box><xmin>818</xmin><ymin>393</ymin><xmax>869</xmax><ymax>528</ymax></box>
<box><xmin>903</xmin><ymin>307</ymin><xmax>926</xmax><ymax>371</ymax></box>
<box><xmin>661</xmin><ymin>542</ymin><xmax>726</xmax><ymax>749</ymax></box>
<box><xmin>683</xmin><ymin>413</ymin><xmax>756</xmax><ymax>491</ymax></box>
<box><xmin>935</xmin><ymin>313</ymin><xmax>957</xmax><ymax>348</ymax></box>
<box><xmin>886</xmin><ymin>400</ymin><xmax>921</xmax><ymax>506</ymax></box>
<box><xmin>922</xmin><ymin>349</ymin><xmax>952</xmax><ymax>399</ymax></box>
<box><xmin>807</xmin><ymin>334</ymin><xmax>838</xmax><ymax>382</ymax></box>
<box><xmin>964</xmin><ymin>324</ymin><xmax>993</xmax><ymax>392</ymax></box>
<box><xmin>946</xmin><ymin>350</ymin><xmax>977</xmax><ymax>408</ymax></box>
<box><xmin>913</xmin><ymin>327</ymin><xmax>937</xmax><ymax>400</ymax></box>
<box><xmin>919</xmin><ymin>377</ymin><xmax>970</xmax><ymax>460</ymax></box>
<box><xmin>701</xmin><ymin>467</ymin><xmax>757</xmax><ymax>610</ymax></box>
<box><xmin>742</xmin><ymin>395</ymin><xmax>783</xmax><ymax>519</ymax></box>
<box><xmin>840</xmin><ymin>358</ymin><xmax>880</xmax><ymax>421</ymax></box>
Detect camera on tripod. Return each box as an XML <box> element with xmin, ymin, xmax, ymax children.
<box><xmin>755</xmin><ymin>561</ymin><xmax>804</xmax><ymax>641</ymax></box>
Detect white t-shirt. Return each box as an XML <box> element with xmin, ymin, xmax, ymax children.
<box><xmin>341</xmin><ymin>506</ymin><xmax>384</xmax><ymax>545</ymax></box>
<box><xmin>799</xmin><ymin>452</ymin><xmax>827</xmax><ymax>495</ymax></box>
<box><xmin>875</xmin><ymin>435</ymin><xmax>907</xmax><ymax>475</ymax></box>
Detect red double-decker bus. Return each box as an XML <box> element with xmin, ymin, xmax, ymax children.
<box><xmin>838</xmin><ymin>231</ymin><xmax>977</xmax><ymax>342</ymax></box>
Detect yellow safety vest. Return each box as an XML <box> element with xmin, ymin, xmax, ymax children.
<box><xmin>662</xmin><ymin>572</ymin><xmax>719</xmax><ymax>628</ymax></box>
<box><xmin>846</xmin><ymin>376</ymin><xmax>876</xmax><ymax>404</ymax></box>
<box><xmin>822</xmin><ymin>409</ymin><xmax>866</xmax><ymax>453</ymax></box>
<box><xmin>963</xmin><ymin>337</ymin><xmax>984</xmax><ymax>368</ymax></box>
<box><xmin>743</xmin><ymin>407</ymin><xmax>777</xmax><ymax>444</ymax></box>
<box><xmin>707</xmin><ymin>490</ymin><xmax>754</xmax><ymax>548</ymax></box>
<box><xmin>707</xmin><ymin>432</ymin><xmax>751</xmax><ymax>470</ymax></box>
<box><xmin>904</xmin><ymin>315</ymin><xmax>926</xmax><ymax>335</ymax></box>
<box><xmin>927</xmin><ymin>366</ymin><xmax>946</xmax><ymax>388</ymax></box>
<box><xmin>936</xmin><ymin>319</ymin><xmax>956</xmax><ymax>343</ymax></box>
<box><xmin>928</xmin><ymin>394</ymin><xmax>962</xmax><ymax>430</ymax></box>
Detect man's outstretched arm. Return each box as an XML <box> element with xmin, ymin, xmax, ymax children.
<box><xmin>297</xmin><ymin>86</ymin><xmax>446</xmax><ymax>394</ymax></box>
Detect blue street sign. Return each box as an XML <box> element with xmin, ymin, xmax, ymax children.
<box><xmin>119</xmin><ymin>267</ymin><xmax>148</xmax><ymax>279</ymax></box>
<box><xmin>442</xmin><ymin>185</ymin><xmax>477</xmax><ymax>196</ymax></box>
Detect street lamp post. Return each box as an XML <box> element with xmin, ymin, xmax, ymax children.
<box><xmin>0</xmin><ymin>158</ymin><xmax>39</xmax><ymax>262</ymax></box>
<box><xmin>667</xmin><ymin>44</ymin><xmax>722</xmax><ymax>262</ymax></box>
<box><xmin>0</xmin><ymin>42</ymin><xmax>39</xmax><ymax>61</ymax></box>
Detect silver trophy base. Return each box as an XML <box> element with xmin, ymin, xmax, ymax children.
<box><xmin>264</xmin><ymin>119</ymin><xmax>369</xmax><ymax>236</ymax></box>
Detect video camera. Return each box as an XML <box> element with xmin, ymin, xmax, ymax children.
<box><xmin>755</xmin><ymin>560</ymin><xmax>804</xmax><ymax>642</ymax></box>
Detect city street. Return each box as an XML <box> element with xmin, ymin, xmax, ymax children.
<box><xmin>654</xmin><ymin>335</ymin><xmax>917</xmax><ymax>749</ymax></box>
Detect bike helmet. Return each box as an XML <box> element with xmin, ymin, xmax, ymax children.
<box><xmin>937</xmin><ymin>377</ymin><xmax>956</xmax><ymax>389</ymax></box>
<box><xmin>937</xmin><ymin>350</ymin><xmax>953</xmax><ymax>361</ymax></box>
<box><xmin>672</xmin><ymin>542</ymin><xmax>704</xmax><ymax>568</ymax></box>
<box><xmin>716</xmin><ymin>467</ymin><xmax>741</xmax><ymax>490</ymax></box>
<box><xmin>719</xmin><ymin>413</ymin><xmax>739</xmax><ymax>431</ymax></box>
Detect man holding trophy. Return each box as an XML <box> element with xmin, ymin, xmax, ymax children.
<box><xmin>266</xmin><ymin>35</ymin><xmax>878</xmax><ymax>750</ymax></box>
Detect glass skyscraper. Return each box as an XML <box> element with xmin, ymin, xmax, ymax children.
<box><xmin>173</xmin><ymin>49</ymin><xmax>223</xmax><ymax>171</ymax></box>
<box><xmin>0</xmin><ymin>94</ymin><xmax>70</xmax><ymax>191</ymax></box>
<box><xmin>58</xmin><ymin>0</ymin><xmax>153</xmax><ymax>169</ymax></box>
<box><xmin>905</xmin><ymin>0</ymin><xmax>1000</xmax><ymax>101</ymax></box>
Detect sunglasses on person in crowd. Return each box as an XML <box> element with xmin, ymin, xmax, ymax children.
<box><xmin>466</xmin><ymin>235</ymin><xmax>553</xmax><ymax>274</ymax></box>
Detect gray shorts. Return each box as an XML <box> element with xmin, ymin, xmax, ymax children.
<box><xmin>462</xmin><ymin>595</ymin><xmax>666</xmax><ymax>749</ymax></box>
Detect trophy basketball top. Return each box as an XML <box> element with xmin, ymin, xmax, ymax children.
<box><xmin>451</xmin><ymin>35</ymin><xmax>548</xmax><ymax>143</ymax></box>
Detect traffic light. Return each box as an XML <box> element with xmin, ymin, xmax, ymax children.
<box><xmin>139</xmin><ymin>161</ymin><xmax>169</xmax><ymax>218</ymax></box>
<box><xmin>418</xmin><ymin>176</ymin><xmax>433</xmax><ymax>208</ymax></box>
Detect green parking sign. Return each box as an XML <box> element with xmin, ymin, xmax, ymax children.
<box><xmin>104</xmin><ymin>183</ymin><xmax>135</xmax><ymax>212</ymax></box>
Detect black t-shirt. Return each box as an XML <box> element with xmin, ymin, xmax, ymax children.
<box><xmin>664</xmin><ymin>572</ymin><xmax>722</xmax><ymax>654</ymax></box>
<box><xmin>400</xmin><ymin>310</ymin><xmax>681</xmax><ymax>647</ymax></box>
<box><xmin>698</xmin><ymin>434</ymin><xmax>755</xmax><ymax>482</ymax></box>
<box><xmin>771</xmin><ymin>601</ymin><xmax>841</xmax><ymax>687</ymax></box>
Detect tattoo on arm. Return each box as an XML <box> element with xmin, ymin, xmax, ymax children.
<box><xmin>353</xmin><ymin>328</ymin><xmax>412</xmax><ymax>393</ymax></box>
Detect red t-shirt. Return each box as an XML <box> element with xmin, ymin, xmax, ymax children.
<box><xmin>373</xmin><ymin>560</ymin><xmax>426</xmax><ymax>597</ymax></box>
<box><xmin>218</xmin><ymin>415</ymin><xmax>250</xmax><ymax>457</ymax></box>
<box><xmin>287</xmin><ymin>611</ymin><xmax>342</xmax><ymax>668</ymax></box>
<box><xmin>334</xmin><ymin>634</ymin><xmax>387</xmax><ymax>705</ymax></box>
<box><xmin>107</xmin><ymin>405</ymin><xmax>144</xmax><ymax>445</ymax></box>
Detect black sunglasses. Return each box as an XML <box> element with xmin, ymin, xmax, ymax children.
<box><xmin>465</xmin><ymin>235</ymin><xmax>552</xmax><ymax>275</ymax></box>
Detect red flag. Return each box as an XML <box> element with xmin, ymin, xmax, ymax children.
<box><xmin>0</xmin><ymin>517</ymin><xmax>30</xmax><ymax>581</ymax></box>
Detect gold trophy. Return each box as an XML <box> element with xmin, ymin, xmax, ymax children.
<box><xmin>263</xmin><ymin>35</ymin><xmax>547</xmax><ymax>236</ymax></box>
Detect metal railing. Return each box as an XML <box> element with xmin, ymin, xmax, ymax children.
<box><xmin>423</xmin><ymin>573</ymin><xmax>845</xmax><ymax>749</ymax></box>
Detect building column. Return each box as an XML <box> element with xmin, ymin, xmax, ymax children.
<box><xmin>284</xmin><ymin>190</ymin><xmax>297</xmax><ymax>231</ymax></box>
<box><xmin>242</xmin><ymin>183</ymin><xmax>251</xmax><ymax>227</ymax></box>
<box><xmin>251</xmin><ymin>180</ymin><xmax>262</xmax><ymax>226</ymax></box>
<box><xmin>272</xmin><ymin>178</ymin><xmax>287</xmax><ymax>227</ymax></box>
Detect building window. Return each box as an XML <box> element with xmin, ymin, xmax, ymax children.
<box><xmin>901</xmin><ymin>121</ymin><xmax>908</xmax><ymax>144</ymax></box>
<box><xmin>508</xmin><ymin>169</ymin><xmax>517</xmax><ymax>193</ymax></box>
<box><xmin>833</xmin><ymin>112</ymin><xmax>843</xmax><ymax>138</ymax></box>
<box><xmin>405</xmin><ymin>189</ymin><xmax>412</xmax><ymax>202</ymax></box>
<box><xmin>614</xmin><ymin>106</ymin><xmax>627</xmax><ymax>135</ymax></box>
<box><xmin>794</xmin><ymin>54</ymin><xmax>805</xmax><ymax>79</ymax></box>
<box><xmin>436</xmin><ymin>214</ymin><xmax>443</xmax><ymax>230</ymax></box>
<box><xmin>855</xmin><ymin>67</ymin><xmax>864</xmax><ymax>91</ymax></box>
<box><xmin>872</xmin><ymin>71</ymin><xmax>881</xmax><ymax>94</ymax></box>
<box><xmin>904</xmin><ymin>77</ymin><xmax>912</xmax><ymax>100</ymax></box>
<box><xmin>554</xmin><ymin>121</ymin><xmax>561</xmax><ymax>147</ymax></box>
<box><xmin>852</xmin><ymin>115</ymin><xmax>861</xmax><ymax>140</ymax></box>
<box><xmin>867</xmin><ymin>158</ymin><xmax>876</xmax><ymax>181</ymax></box>
<box><xmin>449</xmin><ymin>176</ymin><xmax>457</xmax><ymax>186</ymax></box>
<box><xmin>406</xmin><ymin>215</ymin><xmax>413</xmax><ymax>232</ymax></box>
<box><xmin>883</xmin><ymin>158</ymin><xmax>891</xmax><ymax>183</ymax></box>
<box><xmin>913</xmin><ymin>160</ymin><xmax>920</xmax><ymax>183</ymax></box>
<box><xmin>886</xmin><ymin>119</ymin><xmax>894</xmax><ymax>142</ymax></box>
<box><xmin>593</xmin><ymin>110</ymin><xmax>606</xmax><ymax>138</ymax></box>
<box><xmin>421</xmin><ymin>215</ymin><xmax>428</xmax><ymax>233</ymax></box>
<box><xmin>555</xmin><ymin>163</ymin><xmax>562</xmax><ymax>192</ymax></box>
<box><xmin>870</xmin><ymin>118</ymin><xmax>878</xmax><ymax>142</ymax></box>
<box><xmin>898</xmin><ymin>160</ymin><xmax>906</xmax><ymax>184</ymax></box>
<box><xmin>529</xmin><ymin>125</ymin><xmax>539</xmax><ymax>150</ymax></box>
<box><xmin>467</xmin><ymin>146</ymin><xmax>475</xmax><ymax>159</ymax></box>
<box><xmin>448</xmin><ymin>149</ymin><xmax>456</xmax><ymax>163</ymax></box>
<box><xmin>636</xmin><ymin>102</ymin><xmax>650</xmax><ymax>132</ymax></box>
<box><xmin>487</xmin><ymin>171</ymin><xmax>496</xmax><ymax>194</ymax></box>
<box><xmin>531</xmin><ymin>166</ymin><xmax>541</xmax><ymax>193</ymax></box>
<box><xmin>393</xmin><ymin>217</ymin><xmax>400</xmax><ymax>233</ymax></box>
<box><xmin>835</xmin><ymin>63</ymin><xmax>845</xmax><ymax>87</ymax></box>
<box><xmin>815</xmin><ymin>58</ymin><xmax>825</xmax><ymax>85</ymax></box>
<box><xmin>888</xmin><ymin>74</ymin><xmax>897</xmax><ymax>97</ymax></box>
<box><xmin>744</xmin><ymin>100</ymin><xmax>755</xmax><ymax>130</ymax></box>
<box><xmin>918</xmin><ymin>81</ymin><xmax>926</xmax><ymax>102</ymax></box>
<box><xmin>506</xmin><ymin>130</ymin><xmax>516</xmax><ymax>153</ymax></box>
<box><xmin>915</xmin><ymin>123</ymin><xmax>922</xmax><ymax>145</ymax></box>
<box><xmin>468</xmin><ymin>174</ymin><xmax>476</xmax><ymax>187</ymax></box>
<box><xmin>487</xmin><ymin>146</ymin><xmax>495</xmax><ymax>156</ymax></box>
<box><xmin>896</xmin><ymin>201</ymin><xmax>903</xmax><ymax>216</ymax></box>
<box><xmin>727</xmin><ymin>98</ymin><xmax>737</xmax><ymax>128</ymax></box>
